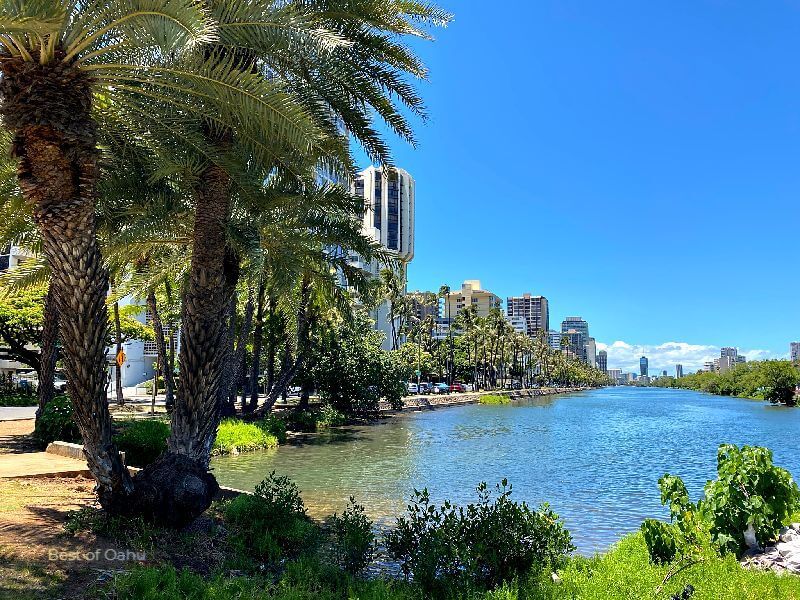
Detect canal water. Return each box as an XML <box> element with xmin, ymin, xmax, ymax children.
<box><xmin>211</xmin><ymin>387</ymin><xmax>800</xmax><ymax>553</ymax></box>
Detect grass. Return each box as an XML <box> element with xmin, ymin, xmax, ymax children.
<box><xmin>0</xmin><ymin>393</ymin><xmax>37</xmax><ymax>407</ymax></box>
<box><xmin>479</xmin><ymin>394</ymin><xmax>511</xmax><ymax>405</ymax></box>
<box><xmin>212</xmin><ymin>419</ymin><xmax>279</xmax><ymax>456</ymax></box>
<box><xmin>105</xmin><ymin>532</ymin><xmax>800</xmax><ymax>600</ymax></box>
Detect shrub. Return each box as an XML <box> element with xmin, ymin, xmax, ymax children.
<box><xmin>113</xmin><ymin>419</ymin><xmax>169</xmax><ymax>467</ymax></box>
<box><xmin>317</xmin><ymin>404</ymin><xmax>347</xmax><ymax>428</ymax></box>
<box><xmin>479</xmin><ymin>394</ymin><xmax>510</xmax><ymax>405</ymax></box>
<box><xmin>283</xmin><ymin>409</ymin><xmax>319</xmax><ymax>433</ymax></box>
<box><xmin>224</xmin><ymin>472</ymin><xmax>318</xmax><ymax>568</ymax></box>
<box><xmin>32</xmin><ymin>395</ymin><xmax>80</xmax><ymax>445</ymax></box>
<box><xmin>258</xmin><ymin>414</ymin><xmax>288</xmax><ymax>443</ymax></box>
<box><xmin>386</xmin><ymin>480</ymin><xmax>573</xmax><ymax>595</ymax></box>
<box><xmin>213</xmin><ymin>419</ymin><xmax>279</xmax><ymax>456</ymax></box>
<box><xmin>0</xmin><ymin>393</ymin><xmax>37</xmax><ymax>407</ymax></box>
<box><xmin>328</xmin><ymin>496</ymin><xmax>375</xmax><ymax>574</ymax></box>
<box><xmin>702</xmin><ymin>444</ymin><xmax>800</xmax><ymax>555</ymax></box>
<box><xmin>641</xmin><ymin>519</ymin><xmax>677</xmax><ymax>564</ymax></box>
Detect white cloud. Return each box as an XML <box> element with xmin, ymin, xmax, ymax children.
<box><xmin>596</xmin><ymin>340</ymin><xmax>782</xmax><ymax>375</ymax></box>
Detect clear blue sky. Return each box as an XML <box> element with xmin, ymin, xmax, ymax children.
<box><xmin>359</xmin><ymin>1</ymin><xmax>800</xmax><ymax>373</ymax></box>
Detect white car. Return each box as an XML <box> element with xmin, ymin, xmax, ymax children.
<box><xmin>407</xmin><ymin>382</ymin><xmax>419</xmax><ymax>394</ymax></box>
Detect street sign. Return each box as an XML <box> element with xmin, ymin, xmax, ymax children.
<box><xmin>116</xmin><ymin>350</ymin><xmax>126</xmax><ymax>367</ymax></box>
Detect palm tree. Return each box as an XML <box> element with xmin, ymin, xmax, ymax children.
<box><xmin>438</xmin><ymin>284</ymin><xmax>453</xmax><ymax>383</ymax></box>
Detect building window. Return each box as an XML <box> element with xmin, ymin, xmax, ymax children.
<box><xmin>387</xmin><ymin>173</ymin><xmax>399</xmax><ymax>250</ymax></box>
<box><xmin>142</xmin><ymin>310</ymin><xmax>179</xmax><ymax>357</ymax></box>
<box><xmin>373</xmin><ymin>172</ymin><xmax>382</xmax><ymax>231</ymax></box>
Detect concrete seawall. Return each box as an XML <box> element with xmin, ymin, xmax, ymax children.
<box><xmin>378</xmin><ymin>387</ymin><xmax>590</xmax><ymax>412</ymax></box>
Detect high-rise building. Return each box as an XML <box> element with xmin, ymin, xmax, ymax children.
<box><xmin>597</xmin><ymin>350</ymin><xmax>608</xmax><ymax>373</ymax></box>
<box><xmin>791</xmin><ymin>342</ymin><xmax>800</xmax><ymax>364</ymax></box>
<box><xmin>607</xmin><ymin>368</ymin><xmax>622</xmax><ymax>383</ymax></box>
<box><xmin>676</xmin><ymin>364</ymin><xmax>684</xmax><ymax>378</ymax></box>
<box><xmin>444</xmin><ymin>280</ymin><xmax>502</xmax><ymax>320</ymax></box>
<box><xmin>640</xmin><ymin>356</ymin><xmax>649</xmax><ymax>377</ymax></box>
<box><xmin>506</xmin><ymin>293</ymin><xmax>549</xmax><ymax>337</ymax></box>
<box><xmin>506</xmin><ymin>314</ymin><xmax>527</xmax><ymax>335</ymax></box>
<box><xmin>351</xmin><ymin>166</ymin><xmax>415</xmax><ymax>349</ymax></box>
<box><xmin>547</xmin><ymin>330</ymin><xmax>562</xmax><ymax>351</ymax></box>
<box><xmin>560</xmin><ymin>317</ymin><xmax>589</xmax><ymax>363</ymax></box>
<box><xmin>585</xmin><ymin>337</ymin><xmax>597</xmax><ymax>368</ymax></box>
<box><xmin>408</xmin><ymin>292</ymin><xmax>439</xmax><ymax>321</ymax></box>
<box><xmin>561</xmin><ymin>316</ymin><xmax>589</xmax><ymax>338</ymax></box>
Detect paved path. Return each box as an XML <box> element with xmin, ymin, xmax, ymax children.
<box><xmin>0</xmin><ymin>452</ymin><xmax>88</xmax><ymax>478</ymax></box>
<box><xmin>0</xmin><ymin>406</ymin><xmax>36</xmax><ymax>421</ymax></box>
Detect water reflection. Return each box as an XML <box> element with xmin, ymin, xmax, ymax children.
<box><xmin>211</xmin><ymin>388</ymin><xmax>800</xmax><ymax>553</ymax></box>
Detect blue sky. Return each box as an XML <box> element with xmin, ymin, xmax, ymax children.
<box><xmin>357</xmin><ymin>1</ymin><xmax>800</xmax><ymax>373</ymax></box>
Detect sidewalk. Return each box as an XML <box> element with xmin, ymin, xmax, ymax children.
<box><xmin>0</xmin><ymin>406</ymin><xmax>36</xmax><ymax>421</ymax></box>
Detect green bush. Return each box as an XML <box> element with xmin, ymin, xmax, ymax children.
<box><xmin>213</xmin><ymin>419</ymin><xmax>279</xmax><ymax>456</ymax></box>
<box><xmin>702</xmin><ymin>444</ymin><xmax>800</xmax><ymax>554</ymax></box>
<box><xmin>283</xmin><ymin>409</ymin><xmax>319</xmax><ymax>433</ymax></box>
<box><xmin>0</xmin><ymin>392</ymin><xmax>37</xmax><ymax>407</ymax></box>
<box><xmin>479</xmin><ymin>394</ymin><xmax>510</xmax><ymax>405</ymax></box>
<box><xmin>224</xmin><ymin>472</ymin><xmax>318</xmax><ymax>569</ymax></box>
<box><xmin>32</xmin><ymin>395</ymin><xmax>80</xmax><ymax>445</ymax></box>
<box><xmin>328</xmin><ymin>496</ymin><xmax>375</xmax><ymax>574</ymax></box>
<box><xmin>317</xmin><ymin>404</ymin><xmax>347</xmax><ymax>428</ymax></box>
<box><xmin>641</xmin><ymin>518</ymin><xmax>677</xmax><ymax>564</ymax></box>
<box><xmin>386</xmin><ymin>480</ymin><xmax>574</xmax><ymax>596</ymax></box>
<box><xmin>258</xmin><ymin>414</ymin><xmax>288</xmax><ymax>443</ymax></box>
<box><xmin>113</xmin><ymin>419</ymin><xmax>169</xmax><ymax>467</ymax></box>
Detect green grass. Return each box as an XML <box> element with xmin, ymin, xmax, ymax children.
<box><xmin>479</xmin><ymin>394</ymin><xmax>511</xmax><ymax>405</ymax></box>
<box><xmin>212</xmin><ymin>419</ymin><xmax>279</xmax><ymax>456</ymax></box>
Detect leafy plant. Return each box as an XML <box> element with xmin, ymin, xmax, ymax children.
<box><xmin>258</xmin><ymin>414</ymin><xmax>287</xmax><ymax>443</ymax></box>
<box><xmin>702</xmin><ymin>444</ymin><xmax>800</xmax><ymax>555</ymax></box>
<box><xmin>224</xmin><ymin>472</ymin><xmax>317</xmax><ymax>569</ymax></box>
<box><xmin>32</xmin><ymin>395</ymin><xmax>80</xmax><ymax>446</ymax></box>
<box><xmin>479</xmin><ymin>394</ymin><xmax>510</xmax><ymax>405</ymax></box>
<box><xmin>113</xmin><ymin>419</ymin><xmax>169</xmax><ymax>467</ymax></box>
<box><xmin>328</xmin><ymin>496</ymin><xmax>375</xmax><ymax>574</ymax></box>
<box><xmin>386</xmin><ymin>480</ymin><xmax>573</xmax><ymax>596</ymax></box>
<box><xmin>317</xmin><ymin>404</ymin><xmax>347</xmax><ymax>429</ymax></box>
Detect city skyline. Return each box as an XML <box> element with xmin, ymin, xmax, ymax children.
<box><xmin>358</xmin><ymin>1</ymin><xmax>798</xmax><ymax>363</ymax></box>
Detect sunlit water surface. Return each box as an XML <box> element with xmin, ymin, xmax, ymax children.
<box><xmin>211</xmin><ymin>387</ymin><xmax>800</xmax><ymax>553</ymax></box>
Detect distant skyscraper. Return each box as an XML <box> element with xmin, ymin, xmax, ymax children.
<box><xmin>585</xmin><ymin>337</ymin><xmax>597</xmax><ymax>368</ymax></box>
<box><xmin>561</xmin><ymin>316</ymin><xmax>589</xmax><ymax>338</ymax></box>
<box><xmin>444</xmin><ymin>280</ymin><xmax>502</xmax><ymax>320</ymax></box>
<box><xmin>662</xmin><ymin>370</ymin><xmax>668</xmax><ymax>377</ymax></box>
<box><xmin>506</xmin><ymin>293</ymin><xmax>549</xmax><ymax>336</ymax></box>
<box><xmin>640</xmin><ymin>356</ymin><xmax>649</xmax><ymax>377</ymax></box>
<box><xmin>676</xmin><ymin>364</ymin><xmax>684</xmax><ymax>378</ymax></box>
<box><xmin>597</xmin><ymin>350</ymin><xmax>608</xmax><ymax>373</ymax></box>
<box><xmin>792</xmin><ymin>342</ymin><xmax>800</xmax><ymax>364</ymax></box>
<box><xmin>561</xmin><ymin>317</ymin><xmax>589</xmax><ymax>363</ymax></box>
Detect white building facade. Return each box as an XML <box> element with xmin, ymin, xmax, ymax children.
<box><xmin>350</xmin><ymin>166</ymin><xmax>415</xmax><ymax>350</ymax></box>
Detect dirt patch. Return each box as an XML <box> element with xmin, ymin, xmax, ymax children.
<box><xmin>0</xmin><ymin>477</ymin><xmax>141</xmax><ymax>599</ymax></box>
<box><xmin>0</xmin><ymin>419</ymin><xmax>37</xmax><ymax>455</ymax></box>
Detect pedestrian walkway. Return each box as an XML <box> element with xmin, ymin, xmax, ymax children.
<box><xmin>0</xmin><ymin>406</ymin><xmax>36</xmax><ymax>421</ymax></box>
<box><xmin>0</xmin><ymin>452</ymin><xmax>88</xmax><ymax>478</ymax></box>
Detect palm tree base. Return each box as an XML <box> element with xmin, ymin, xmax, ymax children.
<box><xmin>129</xmin><ymin>452</ymin><xmax>219</xmax><ymax>527</ymax></box>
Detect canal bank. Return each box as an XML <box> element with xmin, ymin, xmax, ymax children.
<box><xmin>378</xmin><ymin>386</ymin><xmax>590</xmax><ymax>412</ymax></box>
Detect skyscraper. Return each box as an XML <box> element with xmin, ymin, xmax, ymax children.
<box><xmin>351</xmin><ymin>166</ymin><xmax>415</xmax><ymax>349</ymax></box>
<box><xmin>676</xmin><ymin>364</ymin><xmax>684</xmax><ymax>378</ymax></box>
<box><xmin>597</xmin><ymin>350</ymin><xmax>608</xmax><ymax>373</ymax></box>
<box><xmin>444</xmin><ymin>280</ymin><xmax>502</xmax><ymax>319</ymax></box>
<box><xmin>561</xmin><ymin>317</ymin><xmax>590</xmax><ymax>363</ymax></box>
<box><xmin>506</xmin><ymin>293</ymin><xmax>549</xmax><ymax>336</ymax></box>
<box><xmin>561</xmin><ymin>316</ymin><xmax>589</xmax><ymax>338</ymax></box>
<box><xmin>792</xmin><ymin>342</ymin><xmax>800</xmax><ymax>364</ymax></box>
<box><xmin>640</xmin><ymin>356</ymin><xmax>649</xmax><ymax>377</ymax></box>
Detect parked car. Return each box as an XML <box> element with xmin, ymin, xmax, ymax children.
<box><xmin>407</xmin><ymin>382</ymin><xmax>419</xmax><ymax>394</ymax></box>
<box><xmin>432</xmin><ymin>382</ymin><xmax>450</xmax><ymax>394</ymax></box>
<box><xmin>53</xmin><ymin>371</ymin><xmax>68</xmax><ymax>393</ymax></box>
<box><xmin>512</xmin><ymin>381</ymin><xmax>523</xmax><ymax>390</ymax></box>
<box><xmin>449</xmin><ymin>382</ymin><xmax>467</xmax><ymax>393</ymax></box>
<box><xmin>418</xmin><ymin>382</ymin><xmax>432</xmax><ymax>393</ymax></box>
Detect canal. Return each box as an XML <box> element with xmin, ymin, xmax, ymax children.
<box><xmin>211</xmin><ymin>387</ymin><xmax>800</xmax><ymax>553</ymax></box>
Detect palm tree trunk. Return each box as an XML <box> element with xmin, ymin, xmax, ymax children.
<box><xmin>113</xmin><ymin>300</ymin><xmax>124</xmax><ymax>406</ymax></box>
<box><xmin>3</xmin><ymin>63</ymin><xmax>132</xmax><ymax>510</ymax></box>
<box><xmin>245</xmin><ymin>281</ymin><xmax>266</xmax><ymax>413</ymax></box>
<box><xmin>36</xmin><ymin>284</ymin><xmax>59</xmax><ymax>421</ymax></box>
<box><xmin>146</xmin><ymin>290</ymin><xmax>174</xmax><ymax>411</ymax></box>
<box><xmin>265</xmin><ymin>291</ymin><xmax>277</xmax><ymax>394</ymax></box>
<box><xmin>218</xmin><ymin>293</ymin><xmax>238</xmax><ymax>417</ymax></box>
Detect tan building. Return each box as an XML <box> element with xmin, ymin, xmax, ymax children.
<box><xmin>444</xmin><ymin>280</ymin><xmax>502</xmax><ymax>320</ymax></box>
